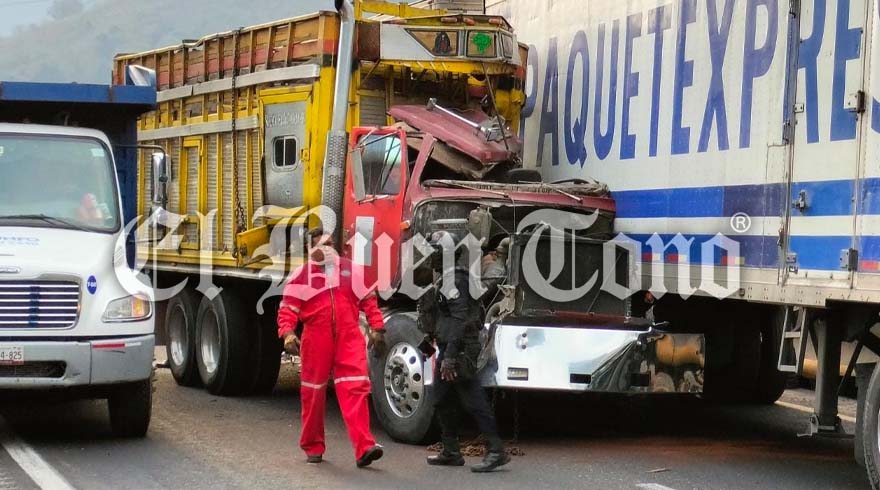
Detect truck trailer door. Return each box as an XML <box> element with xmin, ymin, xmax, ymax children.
<box><xmin>784</xmin><ymin>0</ymin><xmax>868</xmax><ymax>286</ymax></box>
<box><xmin>261</xmin><ymin>90</ymin><xmax>311</xmax><ymax>209</ymax></box>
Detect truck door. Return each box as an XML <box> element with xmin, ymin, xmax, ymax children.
<box><xmin>261</xmin><ymin>90</ymin><xmax>310</xmax><ymax>208</ymax></box>
<box><xmin>784</xmin><ymin>0</ymin><xmax>868</xmax><ymax>286</ymax></box>
<box><xmin>343</xmin><ymin>128</ymin><xmax>408</xmax><ymax>292</ymax></box>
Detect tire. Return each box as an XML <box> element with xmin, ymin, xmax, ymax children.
<box><xmin>109</xmin><ymin>376</ymin><xmax>153</xmax><ymax>438</ymax></box>
<box><xmin>369</xmin><ymin>312</ymin><xmax>437</xmax><ymax>444</ymax></box>
<box><xmin>195</xmin><ymin>288</ymin><xmax>251</xmax><ymax>396</ymax></box>
<box><xmin>246</xmin><ymin>306</ymin><xmax>282</xmax><ymax>395</ymax></box>
<box><xmin>863</xmin><ymin>363</ymin><xmax>880</xmax><ymax>488</ymax></box>
<box><xmin>165</xmin><ymin>288</ymin><xmax>201</xmax><ymax>387</ymax></box>
<box><xmin>752</xmin><ymin>307</ymin><xmax>789</xmax><ymax>404</ymax></box>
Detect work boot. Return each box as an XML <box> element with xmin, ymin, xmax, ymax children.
<box><xmin>306</xmin><ymin>454</ymin><xmax>323</xmax><ymax>464</ymax></box>
<box><xmin>427</xmin><ymin>451</ymin><xmax>466</xmax><ymax>466</ymax></box>
<box><xmin>356</xmin><ymin>445</ymin><xmax>384</xmax><ymax>468</ymax></box>
<box><xmin>471</xmin><ymin>435</ymin><xmax>508</xmax><ymax>473</ymax></box>
<box><xmin>470</xmin><ymin>451</ymin><xmax>510</xmax><ymax>473</ymax></box>
<box><xmin>428</xmin><ymin>436</ymin><xmax>463</xmax><ymax>466</ymax></box>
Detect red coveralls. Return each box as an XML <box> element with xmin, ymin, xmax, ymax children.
<box><xmin>277</xmin><ymin>257</ymin><xmax>384</xmax><ymax>460</ymax></box>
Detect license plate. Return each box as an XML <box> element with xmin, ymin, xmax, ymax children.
<box><xmin>0</xmin><ymin>346</ymin><xmax>24</xmax><ymax>365</ymax></box>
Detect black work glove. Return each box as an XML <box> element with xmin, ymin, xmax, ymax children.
<box><xmin>368</xmin><ymin>329</ymin><xmax>388</xmax><ymax>358</ymax></box>
<box><xmin>440</xmin><ymin>358</ymin><xmax>458</xmax><ymax>381</ymax></box>
<box><xmin>418</xmin><ymin>335</ymin><xmax>437</xmax><ymax>358</ymax></box>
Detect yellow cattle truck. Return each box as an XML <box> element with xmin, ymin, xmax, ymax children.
<box><xmin>113</xmin><ymin>0</ymin><xmax>525</xmax><ymax>399</ymax></box>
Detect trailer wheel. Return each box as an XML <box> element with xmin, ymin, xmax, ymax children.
<box><xmin>195</xmin><ymin>288</ymin><xmax>251</xmax><ymax>396</ymax></box>
<box><xmin>246</xmin><ymin>307</ymin><xmax>282</xmax><ymax>395</ymax></box>
<box><xmin>165</xmin><ymin>288</ymin><xmax>201</xmax><ymax>387</ymax></box>
<box><xmin>108</xmin><ymin>376</ymin><xmax>153</xmax><ymax>438</ymax></box>
<box><xmin>369</xmin><ymin>313</ymin><xmax>437</xmax><ymax>444</ymax></box>
<box><xmin>863</xmin><ymin>363</ymin><xmax>880</xmax><ymax>488</ymax></box>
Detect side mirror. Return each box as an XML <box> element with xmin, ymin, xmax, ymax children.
<box><xmin>151</xmin><ymin>152</ymin><xmax>170</xmax><ymax>208</ymax></box>
<box><xmin>350</xmin><ymin>148</ymin><xmax>367</xmax><ymax>202</ymax></box>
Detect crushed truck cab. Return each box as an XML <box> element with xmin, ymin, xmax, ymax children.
<box><xmin>344</xmin><ymin>97</ymin><xmax>705</xmax><ymax>441</ymax></box>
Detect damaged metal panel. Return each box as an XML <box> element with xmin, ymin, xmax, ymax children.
<box><xmin>425</xmin><ymin>179</ymin><xmax>610</xmax><ymax>197</ymax></box>
<box><xmin>488</xmin><ymin>321</ymin><xmax>704</xmax><ymax>394</ymax></box>
<box><xmin>390</xmin><ymin>104</ymin><xmax>519</xmax><ymax>164</ymax></box>
<box><xmin>410</xmin><ymin>136</ymin><xmax>495</xmax><ymax>179</ymax></box>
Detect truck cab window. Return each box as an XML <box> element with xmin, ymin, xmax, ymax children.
<box><xmin>361</xmin><ymin>134</ymin><xmax>403</xmax><ymax>196</ymax></box>
<box><xmin>273</xmin><ymin>136</ymin><xmax>298</xmax><ymax>168</ymax></box>
<box><xmin>0</xmin><ymin>135</ymin><xmax>119</xmax><ymax>232</ymax></box>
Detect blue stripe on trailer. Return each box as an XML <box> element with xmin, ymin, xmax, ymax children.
<box><xmin>860</xmin><ymin>178</ymin><xmax>880</xmax><ymax>216</ymax></box>
<box><xmin>625</xmin><ymin>233</ymin><xmax>779</xmax><ymax>268</ymax></box>
<box><xmin>0</xmin><ymin>82</ymin><xmax>155</xmax><ymax>107</ymax></box>
<box><xmin>614</xmin><ymin>178</ymin><xmax>879</xmax><ymax>218</ymax></box>
<box><xmin>623</xmin><ymin>233</ymin><xmax>875</xmax><ymax>271</ymax></box>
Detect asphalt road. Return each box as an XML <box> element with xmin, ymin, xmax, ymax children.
<box><xmin>0</xmin><ymin>359</ymin><xmax>872</xmax><ymax>490</ymax></box>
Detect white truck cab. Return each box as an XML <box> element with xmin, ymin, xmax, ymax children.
<box><xmin>0</xmin><ymin>80</ymin><xmax>157</xmax><ymax>438</ymax></box>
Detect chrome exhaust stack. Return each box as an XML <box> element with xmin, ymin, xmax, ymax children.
<box><xmin>319</xmin><ymin>0</ymin><xmax>356</xmax><ymax>237</ymax></box>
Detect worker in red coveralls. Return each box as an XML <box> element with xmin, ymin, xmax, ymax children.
<box><xmin>277</xmin><ymin>228</ymin><xmax>387</xmax><ymax>468</ymax></box>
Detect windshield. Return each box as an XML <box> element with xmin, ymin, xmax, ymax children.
<box><xmin>0</xmin><ymin>134</ymin><xmax>119</xmax><ymax>232</ymax></box>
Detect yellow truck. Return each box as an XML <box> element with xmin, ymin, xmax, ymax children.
<box><xmin>118</xmin><ymin>0</ymin><xmax>714</xmax><ymax>446</ymax></box>
<box><xmin>114</xmin><ymin>0</ymin><xmax>526</xmax><ymax>398</ymax></box>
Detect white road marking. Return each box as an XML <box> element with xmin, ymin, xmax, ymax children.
<box><xmin>775</xmin><ymin>400</ymin><xmax>857</xmax><ymax>424</ymax></box>
<box><xmin>0</xmin><ymin>417</ymin><xmax>76</xmax><ymax>490</ymax></box>
<box><xmin>636</xmin><ymin>484</ymin><xmax>678</xmax><ymax>490</ymax></box>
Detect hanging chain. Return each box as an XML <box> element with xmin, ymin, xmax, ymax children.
<box><xmin>231</xmin><ymin>28</ymin><xmax>247</xmax><ymax>244</ymax></box>
<box><xmin>512</xmin><ymin>389</ymin><xmax>520</xmax><ymax>443</ymax></box>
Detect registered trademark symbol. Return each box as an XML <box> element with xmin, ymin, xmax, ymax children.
<box><xmin>730</xmin><ymin>212</ymin><xmax>752</xmax><ymax>234</ymax></box>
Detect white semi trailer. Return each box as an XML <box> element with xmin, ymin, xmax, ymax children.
<box><xmin>487</xmin><ymin>0</ymin><xmax>880</xmax><ymax>486</ymax></box>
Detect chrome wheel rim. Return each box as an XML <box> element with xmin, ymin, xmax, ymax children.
<box><xmin>200</xmin><ymin>310</ymin><xmax>221</xmax><ymax>377</ymax></box>
<box><xmin>383</xmin><ymin>342</ymin><xmax>425</xmax><ymax>418</ymax></box>
<box><xmin>168</xmin><ymin>305</ymin><xmax>188</xmax><ymax>366</ymax></box>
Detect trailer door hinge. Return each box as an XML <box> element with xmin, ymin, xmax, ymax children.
<box><xmin>787</xmin><ymin>252</ymin><xmax>799</xmax><ymax>274</ymax></box>
<box><xmin>846</xmin><ymin>90</ymin><xmax>866</xmax><ymax>114</ymax></box>
<box><xmin>840</xmin><ymin>248</ymin><xmax>859</xmax><ymax>271</ymax></box>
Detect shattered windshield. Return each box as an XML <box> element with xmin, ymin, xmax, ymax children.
<box><xmin>0</xmin><ymin>134</ymin><xmax>120</xmax><ymax>232</ymax></box>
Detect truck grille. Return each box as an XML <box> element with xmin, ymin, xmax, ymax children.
<box><xmin>0</xmin><ymin>281</ymin><xmax>80</xmax><ymax>328</ymax></box>
<box><xmin>0</xmin><ymin>362</ymin><xmax>66</xmax><ymax>378</ymax></box>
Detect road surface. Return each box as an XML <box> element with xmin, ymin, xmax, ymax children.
<box><xmin>0</xmin><ymin>359</ymin><xmax>870</xmax><ymax>490</ymax></box>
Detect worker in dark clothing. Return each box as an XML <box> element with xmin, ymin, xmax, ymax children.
<box><xmin>418</xmin><ymin>231</ymin><xmax>510</xmax><ymax>473</ymax></box>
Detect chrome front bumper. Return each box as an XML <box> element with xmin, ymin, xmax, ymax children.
<box><xmin>484</xmin><ymin>323</ymin><xmax>704</xmax><ymax>394</ymax></box>
<box><xmin>0</xmin><ymin>334</ymin><xmax>155</xmax><ymax>388</ymax></box>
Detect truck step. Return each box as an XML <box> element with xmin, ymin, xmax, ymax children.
<box><xmin>778</xmin><ymin>307</ymin><xmax>809</xmax><ymax>374</ymax></box>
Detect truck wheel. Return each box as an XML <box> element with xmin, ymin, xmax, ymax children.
<box><xmin>195</xmin><ymin>289</ymin><xmax>251</xmax><ymax>396</ymax></box>
<box><xmin>369</xmin><ymin>313</ymin><xmax>437</xmax><ymax>444</ymax></box>
<box><xmin>108</xmin><ymin>376</ymin><xmax>153</xmax><ymax>438</ymax></box>
<box><xmin>165</xmin><ymin>289</ymin><xmax>201</xmax><ymax>387</ymax></box>
<box><xmin>752</xmin><ymin>307</ymin><xmax>789</xmax><ymax>404</ymax></box>
<box><xmin>247</xmin><ymin>308</ymin><xmax>282</xmax><ymax>395</ymax></box>
<box><xmin>863</xmin><ymin>362</ymin><xmax>880</xmax><ymax>488</ymax></box>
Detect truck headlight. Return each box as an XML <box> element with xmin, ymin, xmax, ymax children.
<box><xmin>103</xmin><ymin>295</ymin><xmax>152</xmax><ymax>322</ymax></box>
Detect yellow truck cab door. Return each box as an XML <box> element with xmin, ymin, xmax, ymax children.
<box><xmin>261</xmin><ymin>90</ymin><xmax>311</xmax><ymax>209</ymax></box>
